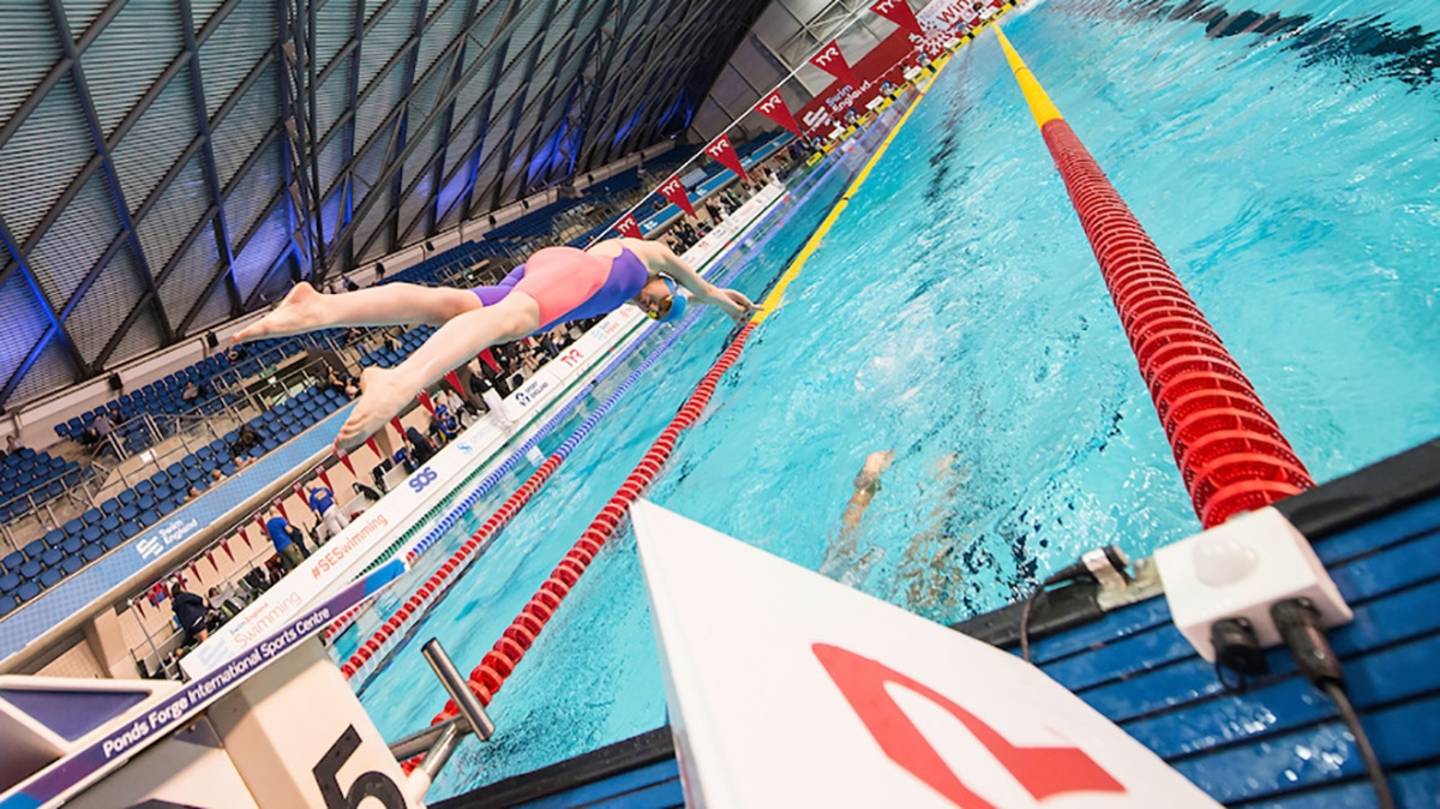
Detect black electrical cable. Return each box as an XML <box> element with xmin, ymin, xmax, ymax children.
<box><xmin>1320</xmin><ymin>680</ymin><xmax>1395</xmax><ymax>809</ymax></box>
<box><xmin>1272</xmin><ymin>599</ymin><xmax>1395</xmax><ymax>809</ymax></box>
<box><xmin>1018</xmin><ymin>567</ymin><xmax>1087</xmax><ymax>664</ymax></box>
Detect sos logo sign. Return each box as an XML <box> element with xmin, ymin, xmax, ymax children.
<box><xmin>407</xmin><ymin>466</ymin><xmax>438</xmax><ymax>493</ymax></box>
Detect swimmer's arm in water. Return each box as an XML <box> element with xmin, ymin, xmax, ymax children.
<box><xmin>618</xmin><ymin>238</ymin><xmax>756</xmax><ymax>322</ymax></box>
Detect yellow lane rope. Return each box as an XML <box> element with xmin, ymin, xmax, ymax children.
<box><xmin>751</xmin><ymin>54</ymin><xmax>952</xmax><ymax>323</ymax></box>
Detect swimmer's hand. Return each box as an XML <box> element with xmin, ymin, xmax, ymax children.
<box><xmin>712</xmin><ymin>287</ymin><xmax>757</xmax><ymax>323</ymax></box>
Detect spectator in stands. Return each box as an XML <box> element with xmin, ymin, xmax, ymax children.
<box><xmin>226</xmin><ymin>344</ymin><xmax>246</xmax><ymax>363</ymax></box>
<box><xmin>187</xmin><ymin>484</ymin><xmax>201</xmax><ymax>500</ymax></box>
<box><xmin>181</xmin><ymin>380</ymin><xmax>201</xmax><ymax>404</ymax></box>
<box><xmin>232</xmin><ymin>424</ymin><xmax>262</xmax><ymax>457</ymax></box>
<box><xmin>349</xmin><ymin>482</ymin><xmax>382</xmax><ymax>519</ymax></box>
<box><xmin>171</xmin><ymin>585</ymin><xmax>211</xmax><ymax>646</ymax></box>
<box><xmin>265</xmin><ymin>512</ymin><xmax>307</xmax><ymax>572</ymax></box>
<box><xmin>374</xmin><ymin>266</ymin><xmax>386</xmax><ymax>283</ymax></box>
<box><xmin>406</xmin><ymin>425</ymin><xmax>437</xmax><ymax>465</ymax></box>
<box><xmin>211</xmin><ymin>468</ymin><xmax>225</xmax><ymax>485</ymax></box>
<box><xmin>344</xmin><ymin>276</ymin><xmax>360</xmax><ymax>292</ymax></box>
<box><xmin>308</xmin><ymin>484</ymin><xmax>349</xmax><ymax>540</ymax></box>
<box><xmin>430</xmin><ymin>406</ymin><xmax>460</xmax><ymax>443</ymax></box>
<box><xmin>6</xmin><ymin>435</ymin><xmax>20</xmax><ymax>454</ymax></box>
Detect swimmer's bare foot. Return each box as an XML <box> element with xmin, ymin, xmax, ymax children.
<box><xmin>336</xmin><ymin>367</ymin><xmax>414</xmax><ymax>448</ymax></box>
<box><xmin>232</xmin><ymin>282</ymin><xmax>327</xmax><ymax>344</ymax></box>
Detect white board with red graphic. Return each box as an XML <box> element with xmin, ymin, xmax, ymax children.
<box><xmin>630</xmin><ymin>500</ymin><xmax>1220</xmax><ymax>808</ymax></box>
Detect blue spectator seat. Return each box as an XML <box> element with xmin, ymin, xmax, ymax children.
<box><xmin>43</xmin><ymin>529</ymin><xmax>64</xmax><ymax>548</ymax></box>
<box><xmin>19</xmin><ymin>560</ymin><xmax>41</xmax><ymax>579</ymax></box>
<box><xmin>0</xmin><ymin>573</ymin><xmax>18</xmax><ymax>594</ymax></box>
<box><xmin>101</xmin><ymin>532</ymin><xmax>123</xmax><ymax>551</ymax></box>
<box><xmin>137</xmin><ymin>495</ymin><xmax>156</xmax><ymax>512</ymax></box>
<box><xmin>61</xmin><ymin>537</ymin><xmax>82</xmax><ymax>555</ymax></box>
<box><xmin>101</xmin><ymin>498</ymin><xmax>120</xmax><ymax>515</ymax></box>
<box><xmin>1</xmin><ymin>552</ymin><xmax>22</xmax><ymax>573</ymax></box>
<box><xmin>123</xmin><ymin>521</ymin><xmax>144</xmax><ymax>539</ymax></box>
<box><xmin>81</xmin><ymin>508</ymin><xmax>101</xmax><ymax>525</ymax></box>
<box><xmin>15</xmin><ymin>582</ymin><xmax>39</xmax><ymax>602</ymax></box>
<box><xmin>40</xmin><ymin>549</ymin><xmax>61</xmax><ymax>568</ymax></box>
<box><xmin>60</xmin><ymin>556</ymin><xmax>82</xmax><ymax>575</ymax></box>
<box><xmin>101</xmin><ymin>514</ymin><xmax>121</xmax><ymax>533</ymax></box>
<box><xmin>138</xmin><ymin>510</ymin><xmax>158</xmax><ymax>527</ymax></box>
<box><xmin>120</xmin><ymin>504</ymin><xmax>139</xmax><ymax>522</ymax></box>
<box><xmin>119</xmin><ymin>489</ymin><xmax>137</xmax><ymax>506</ymax></box>
<box><xmin>82</xmin><ymin>525</ymin><xmax>102</xmax><ymax>544</ymax></box>
<box><xmin>63</xmin><ymin>519</ymin><xmax>83</xmax><ymax>538</ymax></box>
<box><xmin>39</xmin><ymin>568</ymin><xmax>61</xmax><ymax>588</ymax></box>
<box><xmin>23</xmin><ymin>540</ymin><xmax>44</xmax><ymax>559</ymax></box>
<box><xmin>0</xmin><ymin>596</ymin><xmax>15</xmax><ymax>616</ymax></box>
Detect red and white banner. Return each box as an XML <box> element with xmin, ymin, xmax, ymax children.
<box><xmin>657</xmin><ymin>174</ymin><xmax>697</xmax><ymax>218</ymax></box>
<box><xmin>318</xmin><ymin>468</ymin><xmax>333</xmax><ymax>494</ymax></box>
<box><xmin>338</xmin><ymin>451</ymin><xmax>355</xmax><ymax>475</ymax></box>
<box><xmin>756</xmin><ymin>89</ymin><xmax>803</xmax><ymax>137</ymax></box>
<box><xmin>614</xmin><ymin>212</ymin><xmax>641</xmax><ymax>239</ymax></box>
<box><xmin>809</xmin><ymin>39</ymin><xmax>860</xmax><ymax>87</ymax></box>
<box><xmin>631</xmin><ymin>500</ymin><xmax>1221</xmax><ymax>808</ymax></box>
<box><xmin>871</xmin><ymin>0</ymin><xmax>926</xmax><ymax>36</ymax></box>
<box><xmin>704</xmin><ymin>133</ymin><xmax>748</xmax><ymax>180</ymax></box>
<box><xmin>418</xmin><ymin>391</ymin><xmax>435</xmax><ymax>416</ymax></box>
<box><xmin>364</xmin><ymin>436</ymin><xmax>382</xmax><ymax>459</ymax></box>
<box><xmin>796</xmin><ymin>28</ymin><xmax>919</xmax><ymax>136</ymax></box>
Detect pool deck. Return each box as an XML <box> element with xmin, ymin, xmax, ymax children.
<box><xmin>436</xmin><ymin>438</ymin><xmax>1440</xmax><ymax>807</ymax></box>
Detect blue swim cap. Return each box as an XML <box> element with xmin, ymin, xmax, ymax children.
<box><xmin>655</xmin><ymin>277</ymin><xmax>687</xmax><ymax>323</ymax></box>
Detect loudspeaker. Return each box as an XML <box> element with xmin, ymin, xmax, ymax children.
<box><xmin>107</xmin><ymin>373</ymin><xmax>123</xmax><ymax>392</ymax></box>
<box><xmin>205</xmin><ymin>332</ymin><xmax>219</xmax><ymax>349</ymax></box>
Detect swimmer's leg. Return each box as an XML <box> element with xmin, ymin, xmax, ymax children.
<box><xmin>337</xmin><ymin>292</ymin><xmax>541</xmax><ymax>446</ymax></box>
<box><xmin>233</xmin><ymin>282</ymin><xmax>483</xmax><ymax>343</ymax></box>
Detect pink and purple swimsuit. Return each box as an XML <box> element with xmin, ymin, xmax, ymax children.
<box><xmin>472</xmin><ymin>246</ymin><xmax>649</xmax><ymax>333</ymax></box>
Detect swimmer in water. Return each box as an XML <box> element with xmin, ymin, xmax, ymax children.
<box><xmin>233</xmin><ymin>238</ymin><xmax>756</xmax><ymax>446</ymax></box>
<box><xmin>820</xmin><ymin>450</ymin><xmax>894</xmax><ymax>582</ymax></box>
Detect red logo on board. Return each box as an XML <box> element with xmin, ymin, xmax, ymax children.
<box><xmin>812</xmin><ymin>643</ymin><xmax>1126</xmax><ymax>807</ymax></box>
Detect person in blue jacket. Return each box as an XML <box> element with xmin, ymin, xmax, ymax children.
<box><xmin>308</xmin><ymin>484</ymin><xmax>350</xmax><ymax>543</ymax></box>
<box><xmin>265</xmin><ymin>512</ymin><xmax>307</xmax><ymax>572</ymax></box>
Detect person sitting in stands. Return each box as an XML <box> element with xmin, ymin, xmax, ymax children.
<box><xmin>406</xmin><ymin>425</ymin><xmax>437</xmax><ymax>465</ymax></box>
<box><xmin>171</xmin><ymin>585</ymin><xmax>211</xmax><ymax>646</ymax></box>
<box><xmin>349</xmin><ymin>482</ymin><xmax>382</xmax><ymax>519</ymax></box>
<box><xmin>265</xmin><ymin>512</ymin><xmax>307</xmax><ymax>572</ymax></box>
<box><xmin>210</xmin><ymin>468</ymin><xmax>225</xmax><ymax>485</ymax></box>
<box><xmin>231</xmin><ymin>424</ymin><xmax>262</xmax><ymax>457</ymax></box>
<box><xmin>181</xmin><ymin>380</ymin><xmax>201</xmax><ymax>404</ymax></box>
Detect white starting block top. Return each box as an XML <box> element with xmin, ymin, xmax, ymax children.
<box><xmin>631</xmin><ymin>500</ymin><xmax>1220</xmax><ymax>808</ymax></box>
<box><xmin>0</xmin><ymin>560</ymin><xmax>407</xmax><ymax>808</ymax></box>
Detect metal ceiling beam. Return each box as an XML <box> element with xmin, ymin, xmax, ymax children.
<box><xmin>622</xmin><ymin>0</ymin><xmax>760</xmax><ymax>156</ymax></box>
<box><xmin>275</xmin><ymin>0</ymin><xmax>308</xmax><ymax>282</ymax></box>
<box><xmin>361</xmin><ymin>0</ymin><xmax>579</xmax><ymax>258</ymax></box>
<box><xmin>421</xmin><ymin>0</ymin><xmax>484</xmax><ymax>240</ymax></box>
<box><xmin>336</xmin><ymin>0</ymin><xmax>368</xmax><ymax>272</ymax></box>
<box><xmin>45</xmin><ymin>0</ymin><xmax>175</xmax><ymax>355</ymax></box>
<box><xmin>317</xmin><ymin>0</ymin><xmax>555</xmax><ymax>267</ymax></box>
<box><xmin>178</xmin><ymin>0</ymin><xmax>244</xmax><ymax>326</ymax></box>
<box><xmin>453</xmin><ymin>0</ymin><xmax>524</xmax><ymax>226</ymax></box>
<box><xmin>577</xmin><ymin>0</ymin><xmax>700</xmax><ymax>171</ymax></box>
<box><xmin>0</xmin><ymin>216</ymin><xmax>84</xmax><ymax>407</ymax></box>
<box><xmin>480</xmin><ymin>0</ymin><xmax>562</xmax><ymax>213</ymax></box>
<box><xmin>382</xmin><ymin>0</ymin><xmax>433</xmax><ymax>256</ymax></box>
<box><xmin>562</xmin><ymin>0</ymin><xmax>644</xmax><ymax>179</ymax></box>
<box><xmin>571</xmin><ymin>0</ymin><xmax>668</xmax><ymax>176</ymax></box>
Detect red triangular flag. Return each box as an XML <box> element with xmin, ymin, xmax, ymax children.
<box><xmin>418</xmin><ymin>391</ymin><xmax>435</xmax><ymax>415</ymax></box>
<box><xmin>275</xmin><ymin>500</ymin><xmax>288</xmax><ymax>521</ymax></box>
<box><xmin>365</xmin><ymin>436</ymin><xmax>382</xmax><ymax>459</ymax></box>
<box><xmin>871</xmin><ymin>0</ymin><xmax>925</xmax><ymax>36</ymax></box>
<box><xmin>614</xmin><ymin>212</ymin><xmax>641</xmax><ymax>239</ymax></box>
<box><xmin>656</xmin><ymin>174</ymin><xmax>697</xmax><ymax>219</ymax></box>
<box><xmin>810</xmin><ymin>39</ymin><xmax>859</xmax><ymax>87</ymax></box>
<box><xmin>135</xmin><ymin>598</ymin><xmax>145</xmax><ymax>618</ymax></box>
<box><xmin>254</xmin><ymin>515</ymin><xmax>267</xmax><ymax>535</ymax></box>
<box><xmin>189</xmin><ymin>563</ymin><xmax>200</xmax><ymax>582</ymax></box>
<box><xmin>704</xmin><ymin>133</ymin><xmax>748</xmax><ymax>180</ymax></box>
<box><xmin>318</xmin><ymin>468</ymin><xmax>333</xmax><ymax>493</ymax></box>
<box><xmin>206</xmin><ymin>551</ymin><xmax>218</xmax><ymax>573</ymax></box>
<box><xmin>292</xmin><ymin>482</ymin><xmax>306</xmax><ymax>502</ymax></box>
<box><xmin>444</xmin><ymin>371</ymin><xmax>464</xmax><ymax>395</ymax></box>
<box><xmin>389</xmin><ymin>416</ymin><xmax>405</xmax><ymax>440</ymax></box>
<box><xmin>756</xmin><ymin>89</ymin><xmax>803</xmax><ymax>137</ymax></box>
<box><xmin>240</xmin><ymin>527</ymin><xmax>253</xmax><ymax>549</ymax></box>
<box><xmin>338</xmin><ymin>451</ymin><xmax>355</xmax><ymax>475</ymax></box>
<box><xmin>478</xmin><ymin>348</ymin><xmax>501</xmax><ymax>374</ymax></box>
<box><xmin>221</xmin><ymin>538</ymin><xmax>234</xmax><ymax>562</ymax></box>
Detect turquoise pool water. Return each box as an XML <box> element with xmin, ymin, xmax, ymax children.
<box><xmin>358</xmin><ymin>0</ymin><xmax>1440</xmax><ymax>795</ymax></box>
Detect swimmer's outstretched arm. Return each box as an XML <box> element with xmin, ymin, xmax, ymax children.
<box><xmin>617</xmin><ymin>238</ymin><xmax>756</xmax><ymax>322</ymax></box>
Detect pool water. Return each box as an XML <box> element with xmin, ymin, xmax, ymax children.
<box><xmin>358</xmin><ymin>0</ymin><xmax>1440</xmax><ymax>795</ymax></box>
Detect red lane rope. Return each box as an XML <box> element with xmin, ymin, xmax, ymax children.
<box><xmin>401</xmin><ymin>324</ymin><xmax>755</xmax><ymax>771</ymax></box>
<box><xmin>338</xmin><ymin>454</ymin><xmax>564</xmax><ymax>679</ymax></box>
<box><xmin>1039</xmin><ymin>119</ymin><xmax>1313</xmax><ymax>526</ymax></box>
